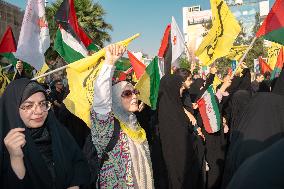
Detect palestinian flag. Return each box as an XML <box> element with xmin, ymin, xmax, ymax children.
<box><xmin>256</xmin><ymin>0</ymin><xmax>284</xmax><ymax>45</ymax></box>
<box><xmin>158</xmin><ymin>24</ymin><xmax>172</xmax><ymax>75</ymax></box>
<box><xmin>127</xmin><ymin>50</ymin><xmax>146</xmax><ymax>80</ymax></box>
<box><xmin>54</xmin><ymin>0</ymin><xmax>99</xmax><ymax>63</ymax></box>
<box><xmin>197</xmin><ymin>85</ymin><xmax>221</xmax><ymax>134</ymax></box>
<box><xmin>54</xmin><ymin>26</ymin><xmax>88</xmax><ymax>64</ymax></box>
<box><xmin>135</xmin><ymin>56</ymin><xmax>161</xmax><ymax>110</ymax></box>
<box><xmin>258</xmin><ymin>57</ymin><xmax>272</xmax><ymax>74</ymax></box>
<box><xmin>117</xmin><ymin>67</ymin><xmax>133</xmax><ymax>81</ymax></box>
<box><xmin>0</xmin><ymin>26</ymin><xmax>17</xmax><ymax>65</ymax></box>
<box><xmin>271</xmin><ymin>47</ymin><xmax>284</xmax><ymax>79</ymax></box>
<box><xmin>0</xmin><ymin>26</ymin><xmax>31</xmax><ymax>70</ymax></box>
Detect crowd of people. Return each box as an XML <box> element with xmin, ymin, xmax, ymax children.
<box><xmin>1</xmin><ymin>44</ymin><xmax>284</xmax><ymax>189</ymax></box>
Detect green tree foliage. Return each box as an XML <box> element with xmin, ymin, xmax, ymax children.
<box><xmin>244</xmin><ymin>12</ymin><xmax>267</xmax><ymax>69</ymax></box>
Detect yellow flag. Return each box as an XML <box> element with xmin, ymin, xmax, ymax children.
<box><xmin>0</xmin><ymin>67</ymin><xmax>10</xmax><ymax>96</ymax></box>
<box><xmin>267</xmin><ymin>42</ymin><xmax>282</xmax><ymax>70</ymax></box>
<box><xmin>195</xmin><ymin>0</ymin><xmax>241</xmax><ymax>66</ymax></box>
<box><xmin>212</xmin><ymin>75</ymin><xmax>222</xmax><ymax>92</ymax></box>
<box><xmin>35</xmin><ymin>63</ymin><xmax>50</xmax><ymax>83</ymax></box>
<box><xmin>226</xmin><ymin>45</ymin><xmax>248</xmax><ymax>61</ymax></box>
<box><xmin>64</xmin><ymin>34</ymin><xmax>140</xmax><ymax>127</ymax></box>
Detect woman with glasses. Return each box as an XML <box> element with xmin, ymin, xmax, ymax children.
<box><xmin>0</xmin><ymin>79</ymin><xmax>90</xmax><ymax>189</ymax></box>
<box><xmin>84</xmin><ymin>44</ymin><xmax>154</xmax><ymax>188</ymax></box>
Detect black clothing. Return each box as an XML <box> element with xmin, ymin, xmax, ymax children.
<box><xmin>222</xmin><ymin>93</ymin><xmax>284</xmax><ymax>188</ymax></box>
<box><xmin>49</xmin><ymin>89</ymin><xmax>65</xmax><ymax>117</ymax></box>
<box><xmin>157</xmin><ymin>74</ymin><xmax>201</xmax><ymax>189</ymax></box>
<box><xmin>182</xmin><ymin>89</ymin><xmax>194</xmax><ymax>114</ymax></box>
<box><xmin>13</xmin><ymin>70</ymin><xmax>29</xmax><ymax>80</ymax></box>
<box><xmin>229</xmin><ymin>90</ymin><xmax>251</xmax><ymax>134</ymax></box>
<box><xmin>188</xmin><ymin>78</ymin><xmax>205</xmax><ymax>103</ymax></box>
<box><xmin>227</xmin><ymin>138</ymin><xmax>284</xmax><ymax>189</ymax></box>
<box><xmin>57</xmin><ymin>104</ymin><xmax>90</xmax><ymax>149</ymax></box>
<box><xmin>0</xmin><ymin>79</ymin><xmax>90</xmax><ymax>189</ymax></box>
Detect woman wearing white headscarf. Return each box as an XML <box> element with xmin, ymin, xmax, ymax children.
<box><xmin>87</xmin><ymin>44</ymin><xmax>154</xmax><ymax>188</ymax></box>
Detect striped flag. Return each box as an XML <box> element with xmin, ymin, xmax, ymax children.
<box><xmin>197</xmin><ymin>85</ymin><xmax>221</xmax><ymax>133</ymax></box>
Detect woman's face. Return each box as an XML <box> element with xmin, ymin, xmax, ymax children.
<box><xmin>120</xmin><ymin>85</ymin><xmax>139</xmax><ymax>113</ymax></box>
<box><xmin>19</xmin><ymin>92</ymin><xmax>49</xmax><ymax>128</ymax></box>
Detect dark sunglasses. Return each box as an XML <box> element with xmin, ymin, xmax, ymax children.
<box><xmin>121</xmin><ymin>89</ymin><xmax>140</xmax><ymax>98</ymax></box>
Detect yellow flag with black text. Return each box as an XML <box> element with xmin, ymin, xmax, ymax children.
<box><xmin>195</xmin><ymin>0</ymin><xmax>241</xmax><ymax>66</ymax></box>
<box><xmin>267</xmin><ymin>42</ymin><xmax>282</xmax><ymax>70</ymax></box>
<box><xmin>226</xmin><ymin>45</ymin><xmax>248</xmax><ymax>61</ymax></box>
<box><xmin>64</xmin><ymin>34</ymin><xmax>140</xmax><ymax>127</ymax></box>
<box><xmin>0</xmin><ymin>67</ymin><xmax>10</xmax><ymax>96</ymax></box>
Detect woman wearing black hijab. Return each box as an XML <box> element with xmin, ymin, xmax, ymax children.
<box><xmin>0</xmin><ymin>78</ymin><xmax>90</xmax><ymax>189</ymax></box>
<box><xmin>157</xmin><ymin>74</ymin><xmax>200</xmax><ymax>189</ymax></box>
<box><xmin>227</xmin><ymin>138</ymin><xmax>284</xmax><ymax>189</ymax></box>
<box><xmin>222</xmin><ymin>92</ymin><xmax>284</xmax><ymax>188</ymax></box>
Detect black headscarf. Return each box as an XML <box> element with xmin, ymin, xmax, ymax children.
<box><xmin>0</xmin><ymin>79</ymin><xmax>90</xmax><ymax>189</ymax></box>
<box><xmin>157</xmin><ymin>74</ymin><xmax>199</xmax><ymax>189</ymax></box>
<box><xmin>222</xmin><ymin>92</ymin><xmax>284</xmax><ymax>188</ymax></box>
<box><xmin>227</xmin><ymin>138</ymin><xmax>284</xmax><ymax>189</ymax></box>
<box><xmin>229</xmin><ymin>90</ymin><xmax>252</xmax><ymax>133</ymax></box>
<box><xmin>188</xmin><ymin>78</ymin><xmax>205</xmax><ymax>103</ymax></box>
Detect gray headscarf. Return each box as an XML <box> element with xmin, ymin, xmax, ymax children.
<box><xmin>112</xmin><ymin>81</ymin><xmax>138</xmax><ymax>130</ymax></box>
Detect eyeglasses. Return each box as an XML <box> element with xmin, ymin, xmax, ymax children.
<box><xmin>19</xmin><ymin>101</ymin><xmax>51</xmax><ymax>112</ymax></box>
<box><xmin>121</xmin><ymin>89</ymin><xmax>140</xmax><ymax>98</ymax></box>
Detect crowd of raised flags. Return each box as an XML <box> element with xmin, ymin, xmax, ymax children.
<box><xmin>0</xmin><ymin>0</ymin><xmax>282</xmax><ymax>122</ymax></box>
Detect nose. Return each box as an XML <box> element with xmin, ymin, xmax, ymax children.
<box><xmin>33</xmin><ymin>104</ymin><xmax>43</xmax><ymax>115</ymax></box>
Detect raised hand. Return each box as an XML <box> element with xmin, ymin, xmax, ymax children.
<box><xmin>104</xmin><ymin>44</ymin><xmax>126</xmax><ymax>66</ymax></box>
<box><xmin>4</xmin><ymin>128</ymin><xmax>26</xmax><ymax>158</ymax></box>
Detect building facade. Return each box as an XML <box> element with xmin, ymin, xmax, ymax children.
<box><xmin>0</xmin><ymin>0</ymin><xmax>24</xmax><ymax>42</ymax></box>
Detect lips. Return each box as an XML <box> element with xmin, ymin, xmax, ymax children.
<box><xmin>33</xmin><ymin>117</ymin><xmax>44</xmax><ymax>122</ymax></box>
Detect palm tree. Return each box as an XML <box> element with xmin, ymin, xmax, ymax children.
<box><xmin>46</xmin><ymin>0</ymin><xmax>112</xmax><ymax>48</ymax></box>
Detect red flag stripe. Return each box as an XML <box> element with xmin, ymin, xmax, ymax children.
<box><xmin>127</xmin><ymin>51</ymin><xmax>146</xmax><ymax>80</ymax></box>
<box><xmin>158</xmin><ymin>24</ymin><xmax>171</xmax><ymax>58</ymax></box>
<box><xmin>258</xmin><ymin>57</ymin><xmax>273</xmax><ymax>74</ymax></box>
<box><xmin>0</xmin><ymin>26</ymin><xmax>17</xmax><ymax>53</ymax></box>
<box><xmin>256</xmin><ymin>0</ymin><xmax>284</xmax><ymax>37</ymax></box>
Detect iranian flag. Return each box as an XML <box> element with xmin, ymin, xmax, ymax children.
<box><xmin>256</xmin><ymin>0</ymin><xmax>284</xmax><ymax>45</ymax></box>
<box><xmin>271</xmin><ymin>47</ymin><xmax>284</xmax><ymax>79</ymax></box>
<box><xmin>197</xmin><ymin>85</ymin><xmax>221</xmax><ymax>134</ymax></box>
<box><xmin>54</xmin><ymin>0</ymin><xmax>100</xmax><ymax>63</ymax></box>
<box><xmin>135</xmin><ymin>56</ymin><xmax>161</xmax><ymax>110</ymax></box>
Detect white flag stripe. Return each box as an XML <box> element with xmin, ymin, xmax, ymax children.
<box><xmin>60</xmin><ymin>28</ymin><xmax>88</xmax><ymax>57</ymax></box>
<box><xmin>171</xmin><ymin>16</ymin><xmax>185</xmax><ymax>65</ymax></box>
<box><xmin>15</xmin><ymin>0</ymin><xmax>50</xmax><ymax>70</ymax></box>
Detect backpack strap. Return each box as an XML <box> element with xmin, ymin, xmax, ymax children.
<box><xmin>99</xmin><ymin>117</ymin><xmax>120</xmax><ymax>169</ymax></box>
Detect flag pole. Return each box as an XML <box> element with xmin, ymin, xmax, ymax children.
<box><xmin>2</xmin><ymin>64</ymin><xmax>13</xmax><ymax>69</ymax></box>
<box><xmin>32</xmin><ymin>64</ymin><xmax>69</xmax><ymax>80</ymax></box>
<box><xmin>233</xmin><ymin>36</ymin><xmax>257</xmax><ymax>75</ymax></box>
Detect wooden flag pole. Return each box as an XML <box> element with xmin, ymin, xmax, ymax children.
<box><xmin>233</xmin><ymin>36</ymin><xmax>257</xmax><ymax>75</ymax></box>
<box><xmin>2</xmin><ymin>64</ymin><xmax>13</xmax><ymax>69</ymax></box>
